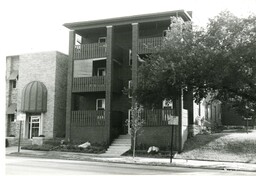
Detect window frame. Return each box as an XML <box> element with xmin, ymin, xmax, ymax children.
<box><xmin>96</xmin><ymin>98</ymin><xmax>105</xmax><ymax>110</ymax></box>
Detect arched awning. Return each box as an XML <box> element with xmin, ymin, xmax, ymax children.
<box><xmin>21</xmin><ymin>81</ymin><xmax>47</xmax><ymax>113</ymax></box>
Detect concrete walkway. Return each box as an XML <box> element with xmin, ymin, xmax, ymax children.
<box><xmin>6</xmin><ymin>146</ymin><xmax>256</xmax><ymax>172</ymax></box>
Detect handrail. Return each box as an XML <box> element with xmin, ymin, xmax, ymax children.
<box><xmin>73</xmin><ymin>43</ymin><xmax>107</xmax><ymax>59</ymax></box>
<box><xmin>138</xmin><ymin>37</ymin><xmax>163</xmax><ymax>54</ymax></box>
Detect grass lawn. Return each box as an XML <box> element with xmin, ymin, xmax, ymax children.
<box><xmin>175</xmin><ymin>129</ymin><xmax>256</xmax><ymax>163</ymax></box>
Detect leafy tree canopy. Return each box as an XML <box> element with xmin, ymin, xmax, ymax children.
<box><xmin>135</xmin><ymin>11</ymin><xmax>256</xmax><ymax>117</ymax></box>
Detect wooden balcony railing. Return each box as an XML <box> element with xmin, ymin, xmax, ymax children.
<box><xmin>140</xmin><ymin>109</ymin><xmax>175</xmax><ymax>126</ymax></box>
<box><xmin>73</xmin><ymin>43</ymin><xmax>107</xmax><ymax>59</ymax></box>
<box><xmin>138</xmin><ymin>37</ymin><xmax>163</xmax><ymax>54</ymax></box>
<box><xmin>71</xmin><ymin>110</ymin><xmax>105</xmax><ymax>126</ymax></box>
<box><xmin>72</xmin><ymin>76</ymin><xmax>106</xmax><ymax>92</ymax></box>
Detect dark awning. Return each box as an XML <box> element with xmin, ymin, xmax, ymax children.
<box><xmin>6</xmin><ymin>103</ymin><xmax>17</xmax><ymax>114</ymax></box>
<box><xmin>8</xmin><ymin>71</ymin><xmax>18</xmax><ymax>80</ymax></box>
<box><xmin>21</xmin><ymin>81</ymin><xmax>47</xmax><ymax>113</ymax></box>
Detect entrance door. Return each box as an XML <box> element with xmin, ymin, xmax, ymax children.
<box><xmin>29</xmin><ymin>116</ymin><xmax>40</xmax><ymax>138</ymax></box>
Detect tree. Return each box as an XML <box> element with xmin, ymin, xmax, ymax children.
<box><xmin>135</xmin><ymin>11</ymin><xmax>256</xmax><ymax>120</ymax></box>
<box><xmin>128</xmin><ymin>103</ymin><xmax>144</xmax><ymax>158</ymax></box>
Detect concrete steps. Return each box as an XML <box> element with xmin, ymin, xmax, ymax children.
<box><xmin>102</xmin><ymin>135</ymin><xmax>131</xmax><ymax>156</ymax></box>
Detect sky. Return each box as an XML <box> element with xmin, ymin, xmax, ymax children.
<box><xmin>0</xmin><ymin>0</ymin><xmax>256</xmax><ymax>170</ymax></box>
<box><xmin>1</xmin><ymin>0</ymin><xmax>256</xmax><ymax>56</ymax></box>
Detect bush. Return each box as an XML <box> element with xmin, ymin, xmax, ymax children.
<box><xmin>9</xmin><ymin>135</ymin><xmax>15</xmax><ymax>137</ymax></box>
<box><xmin>21</xmin><ymin>144</ymin><xmax>53</xmax><ymax>151</ymax></box>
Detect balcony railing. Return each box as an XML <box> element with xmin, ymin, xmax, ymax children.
<box><xmin>71</xmin><ymin>110</ymin><xmax>105</xmax><ymax>126</ymax></box>
<box><xmin>138</xmin><ymin>37</ymin><xmax>163</xmax><ymax>54</ymax></box>
<box><xmin>73</xmin><ymin>43</ymin><xmax>107</xmax><ymax>59</ymax></box>
<box><xmin>140</xmin><ymin>109</ymin><xmax>175</xmax><ymax>126</ymax></box>
<box><xmin>72</xmin><ymin>76</ymin><xmax>106</xmax><ymax>92</ymax></box>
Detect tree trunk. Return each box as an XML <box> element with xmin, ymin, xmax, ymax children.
<box><xmin>133</xmin><ymin>132</ymin><xmax>136</xmax><ymax>158</ymax></box>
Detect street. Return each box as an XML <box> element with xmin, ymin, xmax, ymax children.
<box><xmin>5</xmin><ymin>156</ymin><xmax>255</xmax><ymax>175</ymax></box>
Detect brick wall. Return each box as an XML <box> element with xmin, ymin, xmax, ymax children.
<box><xmin>16</xmin><ymin>51</ymin><xmax>57</xmax><ymax>138</ymax></box>
<box><xmin>53</xmin><ymin>52</ymin><xmax>68</xmax><ymax>138</ymax></box>
<box><xmin>70</xmin><ymin>126</ymin><xmax>107</xmax><ymax>144</ymax></box>
<box><xmin>6</xmin><ymin>56</ymin><xmax>19</xmax><ymax>136</ymax></box>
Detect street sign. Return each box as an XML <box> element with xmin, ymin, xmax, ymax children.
<box><xmin>167</xmin><ymin>115</ymin><xmax>179</xmax><ymax>125</ymax></box>
<box><xmin>244</xmin><ymin>118</ymin><xmax>252</xmax><ymax>120</ymax></box>
<box><xmin>17</xmin><ymin>113</ymin><xmax>26</xmax><ymax>121</ymax></box>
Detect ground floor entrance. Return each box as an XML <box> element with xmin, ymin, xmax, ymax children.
<box><xmin>25</xmin><ymin>114</ymin><xmax>42</xmax><ymax>139</ymax></box>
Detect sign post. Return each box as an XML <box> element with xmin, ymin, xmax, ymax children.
<box><xmin>17</xmin><ymin>113</ymin><xmax>25</xmax><ymax>152</ymax></box>
<box><xmin>244</xmin><ymin>117</ymin><xmax>252</xmax><ymax>134</ymax></box>
<box><xmin>167</xmin><ymin>114</ymin><xmax>179</xmax><ymax>163</ymax></box>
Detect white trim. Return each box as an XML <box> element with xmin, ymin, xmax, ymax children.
<box><xmin>96</xmin><ymin>99</ymin><xmax>105</xmax><ymax>110</ymax></box>
<box><xmin>40</xmin><ymin>113</ymin><xmax>44</xmax><ymax>136</ymax></box>
<box><xmin>132</xmin><ymin>23</ymin><xmax>138</xmax><ymax>25</ymax></box>
<box><xmin>129</xmin><ymin>49</ymin><xmax>132</xmax><ymax>66</ymax></box>
<box><xmin>29</xmin><ymin>115</ymin><xmax>41</xmax><ymax>138</ymax></box>
<box><xmin>128</xmin><ymin>80</ymin><xmax>132</xmax><ymax>98</ymax></box>
<box><xmin>128</xmin><ymin>109</ymin><xmax>132</xmax><ymax>135</ymax></box>
<box><xmin>97</xmin><ymin>67</ymin><xmax>106</xmax><ymax>76</ymax></box>
<box><xmin>92</xmin><ymin>57</ymin><xmax>106</xmax><ymax>61</ymax></box>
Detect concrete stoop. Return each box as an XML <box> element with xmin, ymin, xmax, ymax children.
<box><xmin>102</xmin><ymin>135</ymin><xmax>131</xmax><ymax>156</ymax></box>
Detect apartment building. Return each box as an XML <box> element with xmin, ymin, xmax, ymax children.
<box><xmin>64</xmin><ymin>10</ymin><xmax>195</xmax><ymax>151</ymax></box>
<box><xmin>6</xmin><ymin>51</ymin><xmax>68</xmax><ymax>144</ymax></box>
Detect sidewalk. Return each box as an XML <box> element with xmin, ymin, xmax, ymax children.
<box><xmin>6</xmin><ymin>146</ymin><xmax>256</xmax><ymax>172</ymax></box>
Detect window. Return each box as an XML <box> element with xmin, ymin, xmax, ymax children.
<box><xmin>129</xmin><ymin>49</ymin><xmax>132</xmax><ymax>66</ymax></box>
<box><xmin>98</xmin><ymin>37</ymin><xmax>106</xmax><ymax>43</ymax></box>
<box><xmin>10</xmin><ymin>80</ymin><xmax>16</xmax><ymax>89</ymax></box>
<box><xmin>97</xmin><ymin>68</ymin><xmax>106</xmax><ymax>76</ymax></box>
<box><xmin>162</xmin><ymin>99</ymin><xmax>173</xmax><ymax>109</ymax></box>
<box><xmin>96</xmin><ymin>99</ymin><xmax>105</xmax><ymax>110</ymax></box>
<box><xmin>128</xmin><ymin>80</ymin><xmax>132</xmax><ymax>98</ymax></box>
<box><xmin>73</xmin><ymin>60</ymin><xmax>93</xmax><ymax>77</ymax></box>
<box><xmin>8</xmin><ymin>114</ymin><xmax>15</xmax><ymax>122</ymax></box>
<box><xmin>163</xmin><ymin>30</ymin><xmax>168</xmax><ymax>37</ymax></box>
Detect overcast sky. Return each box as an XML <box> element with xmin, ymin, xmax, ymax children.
<box><xmin>2</xmin><ymin>0</ymin><xmax>256</xmax><ymax>56</ymax></box>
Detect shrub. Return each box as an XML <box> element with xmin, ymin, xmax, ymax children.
<box><xmin>9</xmin><ymin>135</ymin><xmax>15</xmax><ymax>137</ymax></box>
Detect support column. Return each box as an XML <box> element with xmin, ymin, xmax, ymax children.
<box><xmin>132</xmin><ymin>23</ymin><xmax>139</xmax><ymax>106</ymax></box>
<box><xmin>65</xmin><ymin>31</ymin><xmax>75</xmax><ymax>141</ymax></box>
<box><xmin>105</xmin><ymin>26</ymin><xmax>113</xmax><ymax>144</ymax></box>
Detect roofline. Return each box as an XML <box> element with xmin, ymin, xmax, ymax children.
<box><xmin>63</xmin><ymin>9</ymin><xmax>192</xmax><ymax>30</ymax></box>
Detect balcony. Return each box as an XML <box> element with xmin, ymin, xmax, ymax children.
<box><xmin>72</xmin><ymin>76</ymin><xmax>106</xmax><ymax>92</ymax></box>
<box><xmin>138</xmin><ymin>37</ymin><xmax>163</xmax><ymax>54</ymax></box>
<box><xmin>140</xmin><ymin>109</ymin><xmax>175</xmax><ymax>126</ymax></box>
<box><xmin>71</xmin><ymin>110</ymin><xmax>105</xmax><ymax>126</ymax></box>
<box><xmin>72</xmin><ymin>76</ymin><xmax>123</xmax><ymax>93</ymax></box>
<box><xmin>73</xmin><ymin>43</ymin><xmax>107</xmax><ymax>59</ymax></box>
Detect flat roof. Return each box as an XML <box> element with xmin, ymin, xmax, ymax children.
<box><xmin>63</xmin><ymin>10</ymin><xmax>192</xmax><ymax>30</ymax></box>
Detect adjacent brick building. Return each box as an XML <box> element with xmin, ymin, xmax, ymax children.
<box><xmin>6</xmin><ymin>51</ymin><xmax>68</xmax><ymax>142</ymax></box>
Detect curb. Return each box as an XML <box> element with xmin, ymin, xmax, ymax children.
<box><xmin>6</xmin><ymin>152</ymin><xmax>256</xmax><ymax>172</ymax></box>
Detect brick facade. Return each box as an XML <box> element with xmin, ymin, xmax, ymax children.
<box><xmin>6</xmin><ymin>51</ymin><xmax>68</xmax><ymax>140</ymax></box>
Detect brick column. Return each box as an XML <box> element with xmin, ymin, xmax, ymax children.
<box><xmin>132</xmin><ymin>23</ymin><xmax>139</xmax><ymax>106</ymax></box>
<box><xmin>65</xmin><ymin>31</ymin><xmax>75</xmax><ymax>141</ymax></box>
<box><xmin>105</xmin><ymin>26</ymin><xmax>113</xmax><ymax>144</ymax></box>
